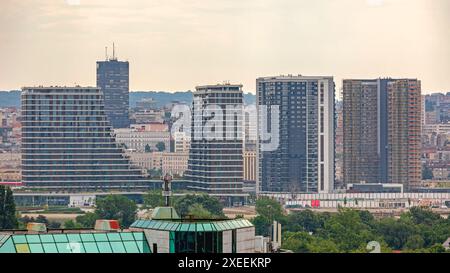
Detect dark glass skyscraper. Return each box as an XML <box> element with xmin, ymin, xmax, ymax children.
<box><xmin>96</xmin><ymin>57</ymin><xmax>130</xmax><ymax>128</ymax></box>
<box><xmin>342</xmin><ymin>79</ymin><xmax>381</xmax><ymax>185</ymax></box>
<box><xmin>184</xmin><ymin>84</ymin><xmax>245</xmax><ymax>200</ymax></box>
<box><xmin>21</xmin><ymin>87</ymin><xmax>150</xmax><ymax>191</ymax></box>
<box><xmin>257</xmin><ymin>75</ymin><xmax>335</xmax><ymax>194</ymax></box>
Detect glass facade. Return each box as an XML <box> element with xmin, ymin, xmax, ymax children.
<box><xmin>257</xmin><ymin>76</ymin><xmax>335</xmax><ymax>193</ymax></box>
<box><xmin>173</xmin><ymin>231</ymin><xmax>223</xmax><ymax>253</ymax></box>
<box><xmin>0</xmin><ymin>232</ymin><xmax>151</xmax><ymax>253</ymax></box>
<box><xmin>21</xmin><ymin>87</ymin><xmax>152</xmax><ymax>191</ymax></box>
<box><xmin>130</xmin><ymin>219</ymin><xmax>253</xmax><ymax>232</ymax></box>
<box><xmin>184</xmin><ymin>84</ymin><xmax>245</xmax><ymax>198</ymax></box>
<box><xmin>131</xmin><ymin>219</ymin><xmax>253</xmax><ymax>253</ymax></box>
<box><xmin>96</xmin><ymin>59</ymin><xmax>130</xmax><ymax>128</ymax></box>
<box><xmin>342</xmin><ymin>80</ymin><xmax>380</xmax><ymax>186</ymax></box>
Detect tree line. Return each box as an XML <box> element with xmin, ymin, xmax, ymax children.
<box><xmin>3</xmin><ymin>185</ymin><xmax>449</xmax><ymax>253</ymax></box>
<box><xmin>252</xmin><ymin>197</ymin><xmax>450</xmax><ymax>253</ymax></box>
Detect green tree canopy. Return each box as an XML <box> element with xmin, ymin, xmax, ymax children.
<box><xmin>95</xmin><ymin>195</ymin><xmax>137</xmax><ymax>228</ymax></box>
<box><xmin>174</xmin><ymin>194</ymin><xmax>224</xmax><ymax>218</ymax></box>
<box><xmin>143</xmin><ymin>190</ymin><xmax>164</xmax><ymax>209</ymax></box>
<box><xmin>63</xmin><ymin>219</ymin><xmax>82</xmax><ymax>229</ymax></box>
<box><xmin>75</xmin><ymin>212</ymin><xmax>99</xmax><ymax>228</ymax></box>
<box><xmin>252</xmin><ymin>197</ymin><xmax>285</xmax><ymax>236</ymax></box>
<box><xmin>422</xmin><ymin>166</ymin><xmax>433</xmax><ymax>180</ymax></box>
<box><xmin>279</xmin><ymin>207</ymin><xmax>449</xmax><ymax>253</ymax></box>
<box><xmin>35</xmin><ymin>215</ymin><xmax>49</xmax><ymax>224</ymax></box>
<box><xmin>319</xmin><ymin>208</ymin><xmax>378</xmax><ymax>252</ymax></box>
<box><xmin>284</xmin><ymin>210</ymin><xmax>328</xmax><ymax>233</ymax></box>
<box><xmin>188</xmin><ymin>204</ymin><xmax>214</xmax><ymax>219</ymax></box>
<box><xmin>156</xmin><ymin>141</ymin><xmax>166</xmax><ymax>152</ymax></box>
<box><xmin>145</xmin><ymin>144</ymin><xmax>152</xmax><ymax>153</ymax></box>
<box><xmin>48</xmin><ymin>221</ymin><xmax>61</xmax><ymax>229</ymax></box>
<box><xmin>255</xmin><ymin>197</ymin><xmax>284</xmax><ymax>221</ymax></box>
<box><xmin>0</xmin><ymin>186</ymin><xmax>18</xmax><ymax>229</ymax></box>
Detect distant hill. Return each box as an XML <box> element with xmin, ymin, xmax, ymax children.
<box><xmin>0</xmin><ymin>91</ymin><xmax>21</xmax><ymax>108</ymax></box>
<box><xmin>131</xmin><ymin>91</ymin><xmax>256</xmax><ymax>107</ymax></box>
<box><xmin>130</xmin><ymin>91</ymin><xmax>193</xmax><ymax>108</ymax></box>
<box><xmin>0</xmin><ymin>90</ymin><xmax>256</xmax><ymax>108</ymax></box>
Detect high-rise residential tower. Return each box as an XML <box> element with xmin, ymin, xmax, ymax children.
<box><xmin>96</xmin><ymin>50</ymin><xmax>130</xmax><ymax>128</ymax></box>
<box><xmin>342</xmin><ymin>79</ymin><xmax>381</xmax><ymax>185</ymax></box>
<box><xmin>388</xmin><ymin>79</ymin><xmax>422</xmax><ymax>190</ymax></box>
<box><xmin>21</xmin><ymin>87</ymin><xmax>150</xmax><ymax>191</ymax></box>
<box><xmin>184</xmin><ymin>84</ymin><xmax>245</xmax><ymax>201</ymax></box>
<box><xmin>257</xmin><ymin>75</ymin><xmax>335</xmax><ymax>194</ymax></box>
<box><xmin>342</xmin><ymin>78</ymin><xmax>422</xmax><ymax>191</ymax></box>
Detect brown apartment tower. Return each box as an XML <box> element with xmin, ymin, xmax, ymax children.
<box><xmin>342</xmin><ymin>78</ymin><xmax>421</xmax><ymax>191</ymax></box>
<box><xmin>388</xmin><ymin>79</ymin><xmax>422</xmax><ymax>190</ymax></box>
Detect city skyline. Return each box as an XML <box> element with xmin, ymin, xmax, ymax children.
<box><xmin>1</xmin><ymin>0</ymin><xmax>450</xmax><ymax>94</ymax></box>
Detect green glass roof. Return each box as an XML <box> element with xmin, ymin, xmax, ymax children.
<box><xmin>0</xmin><ymin>232</ymin><xmax>151</xmax><ymax>254</ymax></box>
<box><xmin>0</xmin><ymin>234</ymin><xmax>11</xmax><ymax>249</ymax></box>
<box><xmin>151</xmin><ymin>207</ymin><xmax>180</xmax><ymax>220</ymax></box>
<box><xmin>130</xmin><ymin>218</ymin><xmax>254</xmax><ymax>232</ymax></box>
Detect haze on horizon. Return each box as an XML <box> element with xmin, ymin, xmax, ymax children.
<box><xmin>0</xmin><ymin>0</ymin><xmax>449</xmax><ymax>94</ymax></box>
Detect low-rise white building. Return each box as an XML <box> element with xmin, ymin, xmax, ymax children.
<box><xmin>126</xmin><ymin>151</ymin><xmax>188</xmax><ymax>176</ymax></box>
<box><xmin>114</xmin><ymin>128</ymin><xmax>170</xmax><ymax>152</ymax></box>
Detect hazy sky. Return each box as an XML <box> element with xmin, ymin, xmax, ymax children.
<box><xmin>0</xmin><ymin>0</ymin><xmax>449</xmax><ymax>94</ymax></box>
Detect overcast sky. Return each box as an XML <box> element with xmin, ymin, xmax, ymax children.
<box><xmin>0</xmin><ymin>0</ymin><xmax>449</xmax><ymax>94</ymax></box>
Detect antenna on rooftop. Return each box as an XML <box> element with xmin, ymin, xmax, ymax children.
<box><xmin>105</xmin><ymin>46</ymin><xmax>108</xmax><ymax>61</ymax></box>
<box><xmin>112</xmin><ymin>42</ymin><xmax>117</xmax><ymax>60</ymax></box>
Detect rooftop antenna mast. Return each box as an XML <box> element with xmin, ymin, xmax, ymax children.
<box><xmin>112</xmin><ymin>42</ymin><xmax>116</xmax><ymax>60</ymax></box>
<box><xmin>105</xmin><ymin>46</ymin><xmax>108</xmax><ymax>61</ymax></box>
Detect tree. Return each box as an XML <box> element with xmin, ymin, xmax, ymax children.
<box><xmin>35</xmin><ymin>215</ymin><xmax>49</xmax><ymax>224</ymax></box>
<box><xmin>95</xmin><ymin>195</ymin><xmax>137</xmax><ymax>228</ymax></box>
<box><xmin>358</xmin><ymin>210</ymin><xmax>375</xmax><ymax>226</ymax></box>
<box><xmin>0</xmin><ymin>186</ymin><xmax>18</xmax><ymax>229</ymax></box>
<box><xmin>188</xmin><ymin>204</ymin><xmax>214</xmax><ymax>219</ymax></box>
<box><xmin>285</xmin><ymin>210</ymin><xmax>324</xmax><ymax>233</ymax></box>
<box><xmin>282</xmin><ymin>231</ymin><xmax>313</xmax><ymax>253</ymax></box>
<box><xmin>174</xmin><ymin>194</ymin><xmax>224</xmax><ymax>218</ymax></box>
<box><xmin>18</xmin><ymin>215</ymin><xmax>34</xmax><ymax>229</ymax></box>
<box><xmin>255</xmin><ymin>197</ymin><xmax>284</xmax><ymax>222</ymax></box>
<box><xmin>64</xmin><ymin>220</ymin><xmax>82</xmax><ymax>229</ymax></box>
<box><xmin>406</xmin><ymin>207</ymin><xmax>441</xmax><ymax>226</ymax></box>
<box><xmin>278</xmin><ymin>207</ymin><xmax>450</xmax><ymax>253</ymax></box>
<box><xmin>145</xmin><ymin>144</ymin><xmax>152</xmax><ymax>153</ymax></box>
<box><xmin>156</xmin><ymin>141</ymin><xmax>166</xmax><ymax>152</ymax></box>
<box><xmin>252</xmin><ymin>197</ymin><xmax>285</xmax><ymax>237</ymax></box>
<box><xmin>75</xmin><ymin>212</ymin><xmax>99</xmax><ymax>228</ymax></box>
<box><xmin>307</xmin><ymin>237</ymin><xmax>340</xmax><ymax>253</ymax></box>
<box><xmin>375</xmin><ymin>217</ymin><xmax>417</xmax><ymax>250</ymax></box>
<box><xmin>422</xmin><ymin>166</ymin><xmax>433</xmax><ymax>180</ymax></box>
<box><xmin>405</xmin><ymin>234</ymin><xmax>425</xmax><ymax>250</ymax></box>
<box><xmin>143</xmin><ymin>190</ymin><xmax>164</xmax><ymax>209</ymax></box>
<box><xmin>48</xmin><ymin>221</ymin><xmax>61</xmax><ymax>229</ymax></box>
<box><xmin>252</xmin><ymin>216</ymin><xmax>272</xmax><ymax>236</ymax></box>
<box><xmin>320</xmin><ymin>208</ymin><xmax>377</xmax><ymax>252</ymax></box>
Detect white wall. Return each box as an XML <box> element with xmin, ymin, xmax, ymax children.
<box><xmin>222</xmin><ymin>230</ymin><xmax>232</xmax><ymax>253</ymax></box>
<box><xmin>143</xmin><ymin>230</ymin><xmax>170</xmax><ymax>253</ymax></box>
<box><xmin>236</xmin><ymin>227</ymin><xmax>255</xmax><ymax>253</ymax></box>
